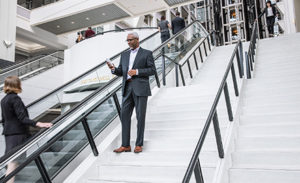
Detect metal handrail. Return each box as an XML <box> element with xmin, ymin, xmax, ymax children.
<box><xmin>245</xmin><ymin>21</ymin><xmax>259</xmax><ymax>79</ymax></box>
<box><xmin>182</xmin><ymin>40</ymin><xmax>244</xmax><ymax>183</ymax></box>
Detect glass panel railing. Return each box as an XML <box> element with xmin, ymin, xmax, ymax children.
<box><xmin>0</xmin><ymin>21</ymin><xmax>210</xmax><ymax>182</ymax></box>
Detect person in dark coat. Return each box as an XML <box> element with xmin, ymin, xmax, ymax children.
<box><xmin>1</xmin><ymin>76</ymin><xmax>52</xmax><ymax>183</ymax></box>
<box><xmin>171</xmin><ymin>12</ymin><xmax>186</xmax><ymax>51</ymax></box>
<box><xmin>158</xmin><ymin>15</ymin><xmax>171</xmax><ymax>43</ymax></box>
<box><xmin>258</xmin><ymin>1</ymin><xmax>278</xmax><ymax>36</ymax></box>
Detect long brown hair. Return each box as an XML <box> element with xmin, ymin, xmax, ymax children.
<box><xmin>3</xmin><ymin>76</ymin><xmax>22</xmax><ymax>94</ymax></box>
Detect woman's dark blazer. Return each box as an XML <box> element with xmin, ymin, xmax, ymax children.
<box><xmin>1</xmin><ymin>93</ymin><xmax>36</xmax><ymax>136</ymax></box>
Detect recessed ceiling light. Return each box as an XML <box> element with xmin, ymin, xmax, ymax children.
<box><xmin>71</xmin><ymin>21</ymin><xmax>75</xmax><ymax>24</ymax></box>
<box><xmin>86</xmin><ymin>17</ymin><xmax>90</xmax><ymax>20</ymax></box>
<box><xmin>102</xmin><ymin>12</ymin><xmax>106</xmax><ymax>16</ymax></box>
<box><xmin>57</xmin><ymin>25</ymin><xmax>60</xmax><ymax>28</ymax></box>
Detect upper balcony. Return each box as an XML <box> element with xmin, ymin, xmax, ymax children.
<box><xmin>28</xmin><ymin>0</ymin><xmax>200</xmax><ymax>35</ymax></box>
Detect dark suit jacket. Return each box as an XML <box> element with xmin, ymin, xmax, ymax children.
<box><xmin>113</xmin><ymin>47</ymin><xmax>156</xmax><ymax>97</ymax></box>
<box><xmin>258</xmin><ymin>6</ymin><xmax>277</xmax><ymax>19</ymax></box>
<box><xmin>1</xmin><ymin>93</ymin><xmax>36</xmax><ymax>135</ymax></box>
<box><xmin>172</xmin><ymin>17</ymin><xmax>186</xmax><ymax>35</ymax></box>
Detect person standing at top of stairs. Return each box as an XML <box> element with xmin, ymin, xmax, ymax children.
<box><xmin>106</xmin><ymin>32</ymin><xmax>156</xmax><ymax>154</ymax></box>
<box><xmin>258</xmin><ymin>0</ymin><xmax>278</xmax><ymax>37</ymax></box>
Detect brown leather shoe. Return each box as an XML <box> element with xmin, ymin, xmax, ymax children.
<box><xmin>134</xmin><ymin>146</ymin><xmax>143</xmax><ymax>153</ymax></box>
<box><xmin>113</xmin><ymin>146</ymin><xmax>131</xmax><ymax>153</ymax></box>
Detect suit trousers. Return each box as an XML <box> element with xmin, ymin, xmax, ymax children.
<box><xmin>267</xmin><ymin>16</ymin><xmax>275</xmax><ymax>35</ymax></box>
<box><xmin>121</xmin><ymin>81</ymin><xmax>148</xmax><ymax>147</ymax></box>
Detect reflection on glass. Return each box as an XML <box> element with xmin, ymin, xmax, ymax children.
<box><xmin>41</xmin><ymin>122</ymin><xmax>88</xmax><ymax>178</ymax></box>
<box><xmin>1</xmin><ymin>161</ymin><xmax>43</xmax><ymax>183</ymax></box>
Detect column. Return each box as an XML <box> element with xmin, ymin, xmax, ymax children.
<box><xmin>0</xmin><ymin>0</ymin><xmax>17</xmax><ymax>62</ymax></box>
<box><xmin>152</xmin><ymin>13</ymin><xmax>158</xmax><ymax>27</ymax></box>
<box><xmin>166</xmin><ymin>9</ymin><xmax>171</xmax><ymax>23</ymax></box>
<box><xmin>188</xmin><ymin>5</ymin><xmax>192</xmax><ymax>25</ymax></box>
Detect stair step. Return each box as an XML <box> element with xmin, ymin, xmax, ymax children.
<box><xmin>229</xmin><ymin>168</ymin><xmax>300</xmax><ymax>183</ymax></box>
<box><xmin>123</xmin><ymin>138</ymin><xmax>219</xmax><ymax>152</ymax></box>
<box><xmin>244</xmin><ymin>88</ymin><xmax>300</xmax><ymax>98</ymax></box>
<box><xmin>243</xmin><ymin>100</ymin><xmax>300</xmax><ymax>108</ymax></box>
<box><xmin>236</xmin><ymin>136</ymin><xmax>300</xmax><ymax>151</ymax></box>
<box><xmin>232</xmin><ymin>151</ymin><xmax>300</xmax><ymax>169</ymax></box>
<box><xmin>238</xmin><ymin>124</ymin><xmax>300</xmax><ymax>137</ymax></box>
<box><xmin>99</xmin><ymin>151</ymin><xmax>218</xmax><ymax>167</ymax></box>
<box><xmin>89</xmin><ymin>165</ymin><xmax>215</xmax><ymax>183</ymax></box>
<box><xmin>132</xmin><ymin>127</ymin><xmax>226</xmax><ymax>140</ymax></box>
<box><xmin>240</xmin><ymin>112</ymin><xmax>300</xmax><ymax>124</ymax></box>
<box><xmin>146</xmin><ymin>119</ymin><xmax>228</xmax><ymax>129</ymax></box>
<box><xmin>241</xmin><ymin>103</ymin><xmax>300</xmax><ymax>115</ymax></box>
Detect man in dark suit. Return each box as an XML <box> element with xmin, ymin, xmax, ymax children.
<box><xmin>172</xmin><ymin>11</ymin><xmax>186</xmax><ymax>35</ymax></box>
<box><xmin>107</xmin><ymin>32</ymin><xmax>156</xmax><ymax>153</ymax></box>
<box><xmin>172</xmin><ymin>12</ymin><xmax>186</xmax><ymax>51</ymax></box>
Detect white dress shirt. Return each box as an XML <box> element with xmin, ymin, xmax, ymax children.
<box><xmin>127</xmin><ymin>47</ymin><xmax>139</xmax><ymax>79</ymax></box>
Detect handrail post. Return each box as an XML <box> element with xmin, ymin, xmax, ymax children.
<box><xmin>231</xmin><ymin>64</ymin><xmax>239</xmax><ymax>97</ymax></box>
<box><xmin>161</xmin><ymin>48</ymin><xmax>166</xmax><ymax>86</ymax></box>
<box><xmin>82</xmin><ymin>118</ymin><xmax>99</xmax><ymax>156</ymax></box>
<box><xmin>198</xmin><ymin>46</ymin><xmax>204</xmax><ymax>63</ymax></box>
<box><xmin>245</xmin><ymin>52</ymin><xmax>252</xmax><ymax>79</ymax></box>
<box><xmin>203</xmin><ymin>41</ymin><xmax>208</xmax><ymax>56</ymax></box>
<box><xmin>235</xmin><ymin>51</ymin><xmax>243</xmax><ymax>78</ymax></box>
<box><xmin>239</xmin><ymin>41</ymin><xmax>244</xmax><ymax>75</ymax></box>
<box><xmin>179</xmin><ymin>65</ymin><xmax>186</xmax><ymax>86</ymax></box>
<box><xmin>154</xmin><ymin>71</ymin><xmax>161</xmax><ymax>88</ymax></box>
<box><xmin>224</xmin><ymin>82</ymin><xmax>233</xmax><ymax>121</ymax></box>
<box><xmin>213</xmin><ymin>111</ymin><xmax>224</xmax><ymax>158</ymax></box>
<box><xmin>175</xmin><ymin>64</ymin><xmax>179</xmax><ymax>87</ymax></box>
<box><xmin>35</xmin><ymin>156</ymin><xmax>52</xmax><ymax>183</ymax></box>
<box><xmin>193</xmin><ymin>52</ymin><xmax>199</xmax><ymax>70</ymax></box>
<box><xmin>187</xmin><ymin>60</ymin><xmax>193</xmax><ymax>79</ymax></box>
<box><xmin>194</xmin><ymin>158</ymin><xmax>204</xmax><ymax>183</ymax></box>
<box><xmin>207</xmin><ymin>36</ymin><xmax>211</xmax><ymax>51</ymax></box>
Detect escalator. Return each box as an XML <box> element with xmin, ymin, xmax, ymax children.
<box><xmin>0</xmin><ymin>21</ymin><xmax>212</xmax><ymax>183</ymax></box>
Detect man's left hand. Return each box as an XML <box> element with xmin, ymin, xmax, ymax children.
<box><xmin>128</xmin><ymin>69</ymin><xmax>137</xmax><ymax>76</ymax></box>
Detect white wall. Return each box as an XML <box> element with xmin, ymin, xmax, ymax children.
<box><xmin>283</xmin><ymin>0</ymin><xmax>297</xmax><ymax>34</ymax></box>
<box><xmin>63</xmin><ymin>30</ymin><xmax>156</xmax><ymax>82</ymax></box>
<box><xmin>0</xmin><ymin>0</ymin><xmax>17</xmax><ymax>61</ymax></box>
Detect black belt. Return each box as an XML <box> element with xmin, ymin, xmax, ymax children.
<box><xmin>126</xmin><ymin>79</ymin><xmax>133</xmax><ymax>82</ymax></box>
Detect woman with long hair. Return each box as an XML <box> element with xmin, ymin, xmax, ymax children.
<box><xmin>1</xmin><ymin>76</ymin><xmax>52</xmax><ymax>183</ymax></box>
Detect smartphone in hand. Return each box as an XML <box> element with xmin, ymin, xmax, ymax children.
<box><xmin>106</xmin><ymin>58</ymin><xmax>114</xmax><ymax>69</ymax></box>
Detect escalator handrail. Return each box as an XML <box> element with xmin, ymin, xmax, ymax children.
<box><xmin>0</xmin><ymin>21</ymin><xmax>207</xmax><ymax>181</ymax></box>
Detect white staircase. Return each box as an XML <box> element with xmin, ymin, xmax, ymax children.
<box><xmin>228</xmin><ymin>33</ymin><xmax>300</xmax><ymax>183</ymax></box>
<box><xmin>64</xmin><ymin>41</ymin><xmax>244</xmax><ymax>183</ymax></box>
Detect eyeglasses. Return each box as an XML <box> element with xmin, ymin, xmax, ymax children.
<box><xmin>126</xmin><ymin>38</ymin><xmax>137</xmax><ymax>42</ymax></box>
